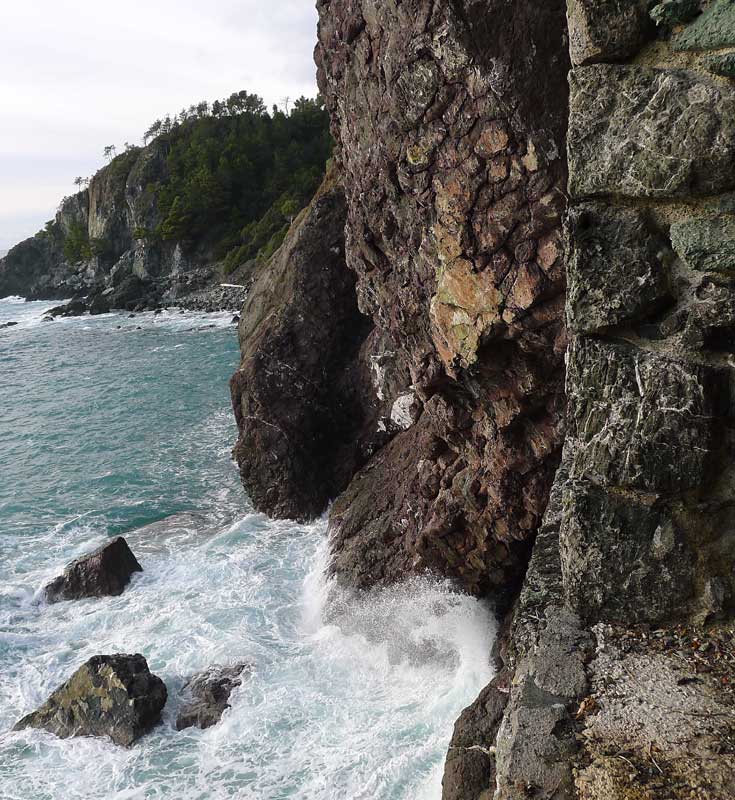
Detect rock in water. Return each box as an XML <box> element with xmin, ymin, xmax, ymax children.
<box><xmin>14</xmin><ymin>654</ymin><xmax>167</xmax><ymax>747</ymax></box>
<box><xmin>44</xmin><ymin>536</ymin><xmax>142</xmax><ymax>603</ymax></box>
<box><xmin>175</xmin><ymin>663</ymin><xmax>250</xmax><ymax>730</ymax></box>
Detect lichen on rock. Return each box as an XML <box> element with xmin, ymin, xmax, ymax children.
<box><xmin>14</xmin><ymin>654</ymin><xmax>167</xmax><ymax>747</ymax></box>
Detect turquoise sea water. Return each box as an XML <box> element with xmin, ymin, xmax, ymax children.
<box><xmin>0</xmin><ymin>297</ymin><xmax>495</xmax><ymax>800</ymax></box>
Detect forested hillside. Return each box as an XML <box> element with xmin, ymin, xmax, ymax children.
<box><xmin>0</xmin><ymin>91</ymin><xmax>333</xmax><ymax>304</ymax></box>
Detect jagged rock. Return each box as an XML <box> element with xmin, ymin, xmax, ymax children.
<box><xmin>560</xmin><ymin>481</ymin><xmax>693</xmax><ymax>623</ymax></box>
<box><xmin>670</xmin><ymin>215</ymin><xmax>735</xmax><ymax>273</ymax></box>
<box><xmin>567</xmin><ymin>0</ymin><xmax>653</xmax><ymax>66</ymax></box>
<box><xmin>14</xmin><ymin>654</ymin><xmax>166</xmax><ymax>747</ymax></box>
<box><xmin>175</xmin><ymin>663</ymin><xmax>250</xmax><ymax>731</ymax></box>
<box><xmin>230</xmin><ymin>168</ymin><xmax>379</xmax><ymax>521</ymax></box>
<box><xmin>568</xmin><ymin>65</ymin><xmax>735</xmax><ymax>198</ymax></box>
<box><xmin>705</xmin><ymin>51</ymin><xmax>735</xmax><ymax>78</ymax></box>
<box><xmin>494</xmin><ymin>606</ymin><xmax>593</xmax><ymax>800</ymax></box>
<box><xmin>441</xmin><ymin>676</ymin><xmax>508</xmax><ymax>800</ymax></box>
<box><xmin>673</xmin><ymin>0</ymin><xmax>735</xmax><ymax>50</ymax></box>
<box><xmin>316</xmin><ymin>0</ymin><xmax>569</xmax><ymax>596</ymax></box>
<box><xmin>565</xmin><ymin>337</ymin><xmax>725</xmax><ymax>494</ymax></box>
<box><xmin>0</xmin><ymin>321</ymin><xmax>18</xmax><ymax>329</ymax></box>
<box><xmin>44</xmin><ymin>536</ymin><xmax>143</xmax><ymax>603</ymax></box>
<box><xmin>88</xmin><ymin>292</ymin><xmax>111</xmax><ymax>315</ymax></box>
<box><xmin>566</xmin><ymin>204</ymin><xmax>672</xmax><ymax>333</ymax></box>
<box><xmin>48</xmin><ymin>299</ymin><xmax>88</xmax><ymax>318</ymax></box>
<box><xmin>650</xmin><ymin>0</ymin><xmax>701</xmax><ymax>29</ymax></box>
<box><xmin>109</xmin><ymin>275</ymin><xmax>154</xmax><ymax>310</ymax></box>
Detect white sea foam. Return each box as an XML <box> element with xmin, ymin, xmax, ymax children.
<box><xmin>0</xmin><ymin>514</ymin><xmax>496</xmax><ymax>800</ymax></box>
<box><xmin>0</xmin><ymin>298</ymin><xmax>496</xmax><ymax>799</ymax></box>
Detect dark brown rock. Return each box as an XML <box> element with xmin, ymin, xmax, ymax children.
<box><xmin>316</xmin><ymin>0</ymin><xmax>570</xmax><ymax>596</ymax></box>
<box><xmin>44</xmin><ymin>536</ymin><xmax>143</xmax><ymax>603</ymax></box>
<box><xmin>442</xmin><ymin>675</ymin><xmax>509</xmax><ymax>800</ymax></box>
<box><xmin>175</xmin><ymin>663</ymin><xmax>250</xmax><ymax>731</ymax></box>
<box><xmin>230</xmin><ymin>167</ymin><xmax>380</xmax><ymax>521</ymax></box>
<box><xmin>14</xmin><ymin>654</ymin><xmax>166</xmax><ymax>747</ymax></box>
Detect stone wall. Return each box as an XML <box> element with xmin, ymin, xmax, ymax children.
<box><xmin>442</xmin><ymin>2</ymin><xmax>735</xmax><ymax>798</ymax></box>
<box><xmin>563</xmin><ymin>0</ymin><xmax>735</xmax><ymax>627</ymax></box>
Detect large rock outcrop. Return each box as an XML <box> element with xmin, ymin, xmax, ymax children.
<box><xmin>313</xmin><ymin>0</ymin><xmax>570</xmax><ymax>597</ymax></box>
<box><xmin>231</xmin><ymin>1</ymin><xmax>735</xmax><ymax>798</ymax></box>
<box><xmin>14</xmin><ymin>654</ymin><xmax>167</xmax><ymax>747</ymax></box>
<box><xmin>445</xmin><ymin>3</ymin><xmax>735</xmax><ymax>798</ymax></box>
<box><xmin>43</xmin><ymin>537</ymin><xmax>143</xmax><ymax>603</ymax></box>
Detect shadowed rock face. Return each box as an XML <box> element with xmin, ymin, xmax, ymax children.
<box><xmin>230</xmin><ymin>168</ymin><xmax>381</xmax><ymax>521</ymax></box>
<box><xmin>14</xmin><ymin>654</ymin><xmax>167</xmax><ymax>747</ymax></box>
<box><xmin>316</xmin><ymin>0</ymin><xmax>570</xmax><ymax>596</ymax></box>
<box><xmin>43</xmin><ymin>536</ymin><xmax>143</xmax><ymax>603</ymax></box>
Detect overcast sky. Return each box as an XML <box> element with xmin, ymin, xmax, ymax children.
<box><xmin>0</xmin><ymin>0</ymin><xmax>319</xmax><ymax>250</ymax></box>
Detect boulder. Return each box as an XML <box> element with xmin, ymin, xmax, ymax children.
<box><xmin>48</xmin><ymin>299</ymin><xmax>88</xmax><ymax>318</ymax></box>
<box><xmin>44</xmin><ymin>536</ymin><xmax>142</xmax><ymax>603</ymax></box>
<box><xmin>88</xmin><ymin>292</ymin><xmax>111</xmax><ymax>315</ymax></box>
<box><xmin>175</xmin><ymin>663</ymin><xmax>250</xmax><ymax>730</ymax></box>
<box><xmin>0</xmin><ymin>321</ymin><xmax>18</xmax><ymax>329</ymax></box>
<box><xmin>14</xmin><ymin>654</ymin><xmax>167</xmax><ymax>747</ymax></box>
<box><xmin>109</xmin><ymin>275</ymin><xmax>153</xmax><ymax>310</ymax></box>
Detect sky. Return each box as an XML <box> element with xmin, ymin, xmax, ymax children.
<box><xmin>0</xmin><ymin>0</ymin><xmax>319</xmax><ymax>251</ymax></box>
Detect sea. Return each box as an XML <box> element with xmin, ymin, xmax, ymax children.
<box><xmin>0</xmin><ymin>296</ymin><xmax>496</xmax><ymax>800</ymax></box>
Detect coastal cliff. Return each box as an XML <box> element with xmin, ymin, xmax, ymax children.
<box><xmin>232</xmin><ymin>1</ymin><xmax>735</xmax><ymax>797</ymax></box>
<box><xmin>0</xmin><ymin>97</ymin><xmax>332</xmax><ymax>312</ymax></box>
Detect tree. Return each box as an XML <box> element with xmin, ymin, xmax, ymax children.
<box><xmin>73</xmin><ymin>176</ymin><xmax>84</xmax><ymax>190</ymax></box>
<box><xmin>103</xmin><ymin>144</ymin><xmax>117</xmax><ymax>160</ymax></box>
<box><xmin>143</xmin><ymin>120</ymin><xmax>163</xmax><ymax>145</ymax></box>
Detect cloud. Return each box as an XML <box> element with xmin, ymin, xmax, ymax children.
<box><xmin>0</xmin><ymin>0</ymin><xmax>319</xmax><ymax>250</ymax></box>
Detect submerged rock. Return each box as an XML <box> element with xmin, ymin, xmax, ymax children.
<box><xmin>175</xmin><ymin>663</ymin><xmax>250</xmax><ymax>730</ymax></box>
<box><xmin>0</xmin><ymin>321</ymin><xmax>18</xmax><ymax>329</ymax></box>
<box><xmin>14</xmin><ymin>653</ymin><xmax>167</xmax><ymax>747</ymax></box>
<box><xmin>44</xmin><ymin>536</ymin><xmax>142</xmax><ymax>603</ymax></box>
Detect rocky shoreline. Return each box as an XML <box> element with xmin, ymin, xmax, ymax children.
<box><xmin>14</xmin><ymin>537</ymin><xmax>248</xmax><ymax>747</ymax></box>
<box><xmin>230</xmin><ymin>1</ymin><xmax>735</xmax><ymax>798</ymax></box>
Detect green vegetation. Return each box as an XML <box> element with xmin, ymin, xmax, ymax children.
<box><xmin>62</xmin><ymin>220</ymin><xmax>92</xmax><ymax>263</ymax></box>
<box><xmin>57</xmin><ymin>91</ymin><xmax>333</xmax><ymax>271</ymax></box>
<box><xmin>149</xmin><ymin>91</ymin><xmax>332</xmax><ymax>268</ymax></box>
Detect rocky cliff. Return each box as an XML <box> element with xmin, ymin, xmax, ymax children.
<box><xmin>232</xmin><ymin>1</ymin><xmax>735</xmax><ymax>797</ymax></box>
<box><xmin>0</xmin><ymin>142</ymin><xmax>237</xmax><ymax>310</ymax></box>
<box><xmin>0</xmin><ymin>99</ymin><xmax>332</xmax><ymax>312</ymax></box>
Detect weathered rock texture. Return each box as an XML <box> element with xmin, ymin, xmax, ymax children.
<box><xmin>232</xmin><ymin>1</ymin><xmax>735</xmax><ymax>797</ymax></box>
<box><xmin>14</xmin><ymin>654</ymin><xmax>167</xmax><ymax>747</ymax></box>
<box><xmin>444</xmin><ymin>3</ymin><xmax>735</xmax><ymax>798</ymax></box>
<box><xmin>313</xmin><ymin>0</ymin><xmax>570</xmax><ymax>597</ymax></box>
<box><xmin>43</xmin><ymin>536</ymin><xmax>143</xmax><ymax>603</ymax></box>
<box><xmin>175</xmin><ymin>663</ymin><xmax>250</xmax><ymax>731</ymax></box>
<box><xmin>44</xmin><ymin>536</ymin><xmax>143</xmax><ymax>603</ymax></box>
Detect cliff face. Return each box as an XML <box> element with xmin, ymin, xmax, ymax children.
<box><xmin>0</xmin><ymin>143</ymin><xmax>208</xmax><ymax>307</ymax></box>
<box><xmin>230</xmin><ymin>167</ymin><xmax>381</xmax><ymax>520</ymax></box>
<box><xmin>231</xmin><ymin>1</ymin><xmax>735</xmax><ymax>797</ymax></box>
<box><xmin>444</xmin><ymin>3</ymin><xmax>735</xmax><ymax>798</ymax></box>
<box><xmin>314</xmin><ymin>0</ymin><xmax>569</xmax><ymax>598</ymax></box>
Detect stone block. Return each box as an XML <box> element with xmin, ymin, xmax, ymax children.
<box><xmin>567</xmin><ymin>0</ymin><xmax>652</xmax><ymax>65</ymax></box>
<box><xmin>560</xmin><ymin>481</ymin><xmax>693</xmax><ymax>622</ymax></box>
<box><xmin>567</xmin><ymin>204</ymin><xmax>671</xmax><ymax>333</ymax></box>
<box><xmin>566</xmin><ymin>337</ymin><xmax>724</xmax><ymax>494</ymax></box>
<box><xmin>568</xmin><ymin>65</ymin><xmax>735</xmax><ymax>198</ymax></box>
